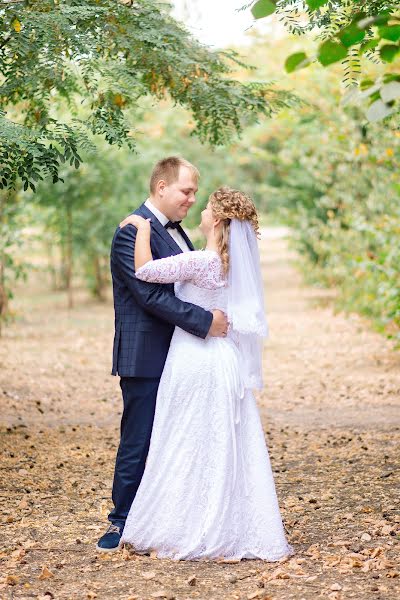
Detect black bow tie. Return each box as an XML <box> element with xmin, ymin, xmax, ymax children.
<box><xmin>165</xmin><ymin>220</ymin><xmax>182</xmax><ymax>230</ymax></box>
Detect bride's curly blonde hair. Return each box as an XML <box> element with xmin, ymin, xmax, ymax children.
<box><xmin>209</xmin><ymin>186</ymin><xmax>260</xmax><ymax>275</ymax></box>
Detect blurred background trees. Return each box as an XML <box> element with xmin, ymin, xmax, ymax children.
<box><xmin>0</xmin><ymin>0</ymin><xmax>297</xmax><ymax>328</ymax></box>
<box><xmin>0</xmin><ymin>0</ymin><xmax>399</xmax><ymax>346</ymax></box>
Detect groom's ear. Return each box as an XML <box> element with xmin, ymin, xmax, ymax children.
<box><xmin>157</xmin><ymin>179</ymin><xmax>167</xmax><ymax>196</ymax></box>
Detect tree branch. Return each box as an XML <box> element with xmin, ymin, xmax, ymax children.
<box><xmin>0</xmin><ymin>34</ymin><xmax>11</xmax><ymax>50</ymax></box>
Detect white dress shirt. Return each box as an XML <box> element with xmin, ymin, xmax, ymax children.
<box><xmin>144</xmin><ymin>198</ymin><xmax>190</xmax><ymax>253</ymax></box>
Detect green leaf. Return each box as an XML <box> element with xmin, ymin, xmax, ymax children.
<box><xmin>378</xmin><ymin>25</ymin><xmax>400</xmax><ymax>42</ymax></box>
<box><xmin>306</xmin><ymin>0</ymin><xmax>329</xmax><ymax>9</ymax></box>
<box><xmin>318</xmin><ymin>40</ymin><xmax>348</xmax><ymax>66</ymax></box>
<box><xmin>383</xmin><ymin>73</ymin><xmax>400</xmax><ymax>84</ymax></box>
<box><xmin>339</xmin><ymin>22</ymin><xmax>365</xmax><ymax>48</ymax></box>
<box><xmin>359</xmin><ymin>38</ymin><xmax>379</xmax><ymax>55</ymax></box>
<box><xmin>360</xmin><ymin>78</ymin><xmax>375</xmax><ymax>91</ymax></box>
<box><xmin>380</xmin><ymin>44</ymin><xmax>400</xmax><ymax>63</ymax></box>
<box><xmin>251</xmin><ymin>0</ymin><xmax>276</xmax><ymax>19</ymax></box>
<box><xmin>285</xmin><ymin>52</ymin><xmax>310</xmax><ymax>73</ymax></box>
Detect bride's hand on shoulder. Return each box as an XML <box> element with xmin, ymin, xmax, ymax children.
<box><xmin>119</xmin><ymin>215</ymin><xmax>151</xmax><ymax>230</ymax></box>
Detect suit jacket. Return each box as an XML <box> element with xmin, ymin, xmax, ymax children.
<box><xmin>110</xmin><ymin>203</ymin><xmax>213</xmax><ymax>378</ymax></box>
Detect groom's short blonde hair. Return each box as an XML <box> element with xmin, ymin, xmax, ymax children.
<box><xmin>150</xmin><ymin>156</ymin><xmax>199</xmax><ymax>194</ymax></box>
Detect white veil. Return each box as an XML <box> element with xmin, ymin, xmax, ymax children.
<box><xmin>227</xmin><ymin>219</ymin><xmax>269</xmax><ymax>390</ymax></box>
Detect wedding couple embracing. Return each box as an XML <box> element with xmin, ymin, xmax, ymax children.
<box><xmin>96</xmin><ymin>156</ymin><xmax>294</xmax><ymax>561</ymax></box>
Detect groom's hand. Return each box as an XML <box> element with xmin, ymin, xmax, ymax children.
<box><xmin>209</xmin><ymin>310</ymin><xmax>229</xmax><ymax>337</ymax></box>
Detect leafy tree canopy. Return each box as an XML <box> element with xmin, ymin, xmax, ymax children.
<box><xmin>251</xmin><ymin>0</ymin><xmax>400</xmax><ymax>122</ymax></box>
<box><xmin>0</xmin><ymin>0</ymin><xmax>297</xmax><ymax>191</ymax></box>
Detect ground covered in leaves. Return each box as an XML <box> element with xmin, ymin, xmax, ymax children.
<box><xmin>1</xmin><ymin>230</ymin><xmax>399</xmax><ymax>600</ymax></box>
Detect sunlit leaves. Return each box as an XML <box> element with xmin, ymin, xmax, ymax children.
<box><xmin>256</xmin><ymin>0</ymin><xmax>400</xmax><ymax>123</ymax></box>
<box><xmin>12</xmin><ymin>19</ymin><xmax>22</xmax><ymax>33</ymax></box>
<box><xmin>1</xmin><ymin>0</ymin><xmax>295</xmax><ymax>191</ymax></box>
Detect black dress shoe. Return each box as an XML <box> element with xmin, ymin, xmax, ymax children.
<box><xmin>96</xmin><ymin>523</ymin><xmax>123</xmax><ymax>552</ymax></box>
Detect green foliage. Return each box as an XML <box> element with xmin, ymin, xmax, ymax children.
<box><xmin>32</xmin><ymin>142</ymin><xmax>140</xmax><ymax>302</ymax></box>
<box><xmin>318</xmin><ymin>40</ymin><xmax>349</xmax><ymax>66</ymax></box>
<box><xmin>0</xmin><ymin>0</ymin><xmax>297</xmax><ymax>190</ymax></box>
<box><xmin>380</xmin><ymin>43</ymin><xmax>400</xmax><ymax>62</ymax></box>
<box><xmin>0</xmin><ymin>189</ymin><xmax>28</xmax><ymax>332</ymax></box>
<box><xmin>284</xmin><ymin>52</ymin><xmax>309</xmax><ymax>72</ymax></box>
<box><xmin>251</xmin><ymin>0</ymin><xmax>400</xmax><ymax>122</ymax></box>
<box><xmin>225</xmin><ymin>34</ymin><xmax>400</xmax><ymax>343</ymax></box>
<box><xmin>2</xmin><ymin>26</ymin><xmax>398</xmax><ymax>348</ymax></box>
<box><xmin>306</xmin><ymin>0</ymin><xmax>329</xmax><ymax>10</ymax></box>
<box><xmin>252</xmin><ymin>0</ymin><xmax>276</xmax><ymax>19</ymax></box>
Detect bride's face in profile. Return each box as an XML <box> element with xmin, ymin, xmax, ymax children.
<box><xmin>199</xmin><ymin>201</ymin><xmax>216</xmax><ymax>235</ymax></box>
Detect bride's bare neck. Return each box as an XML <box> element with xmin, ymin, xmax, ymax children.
<box><xmin>205</xmin><ymin>227</ymin><xmax>221</xmax><ymax>253</ymax></box>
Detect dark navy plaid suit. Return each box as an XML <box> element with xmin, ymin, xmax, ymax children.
<box><xmin>108</xmin><ymin>203</ymin><xmax>213</xmax><ymax>529</ymax></box>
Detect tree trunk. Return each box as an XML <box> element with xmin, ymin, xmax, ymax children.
<box><xmin>93</xmin><ymin>255</ymin><xmax>106</xmax><ymax>302</ymax></box>
<box><xmin>0</xmin><ymin>191</ymin><xmax>8</xmax><ymax>337</ymax></box>
<box><xmin>66</xmin><ymin>202</ymin><xmax>74</xmax><ymax>309</ymax></box>
<box><xmin>0</xmin><ymin>255</ymin><xmax>7</xmax><ymax>338</ymax></box>
<box><xmin>46</xmin><ymin>240</ymin><xmax>59</xmax><ymax>291</ymax></box>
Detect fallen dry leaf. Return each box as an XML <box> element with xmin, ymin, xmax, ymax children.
<box><xmin>5</xmin><ymin>574</ymin><xmax>19</xmax><ymax>586</ymax></box>
<box><xmin>150</xmin><ymin>592</ymin><xmax>174</xmax><ymax>600</ymax></box>
<box><xmin>38</xmin><ymin>566</ymin><xmax>54</xmax><ymax>580</ymax></box>
<box><xmin>330</xmin><ymin>582</ymin><xmax>342</xmax><ymax>591</ymax></box>
<box><xmin>141</xmin><ymin>571</ymin><xmax>156</xmax><ymax>580</ymax></box>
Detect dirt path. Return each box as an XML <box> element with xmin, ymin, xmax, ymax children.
<box><xmin>1</xmin><ymin>229</ymin><xmax>399</xmax><ymax>600</ymax></box>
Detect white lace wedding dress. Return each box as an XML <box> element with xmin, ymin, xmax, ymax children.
<box><xmin>120</xmin><ymin>249</ymin><xmax>294</xmax><ymax>561</ymax></box>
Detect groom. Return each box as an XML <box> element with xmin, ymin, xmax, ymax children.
<box><xmin>97</xmin><ymin>156</ymin><xmax>228</xmax><ymax>551</ymax></box>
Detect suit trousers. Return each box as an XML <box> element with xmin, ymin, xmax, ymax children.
<box><xmin>108</xmin><ymin>376</ymin><xmax>160</xmax><ymax>530</ymax></box>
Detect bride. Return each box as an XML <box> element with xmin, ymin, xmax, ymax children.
<box><xmin>118</xmin><ymin>186</ymin><xmax>294</xmax><ymax>561</ymax></box>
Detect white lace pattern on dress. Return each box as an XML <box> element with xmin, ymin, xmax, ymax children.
<box><xmin>121</xmin><ymin>249</ymin><xmax>295</xmax><ymax>561</ymax></box>
<box><xmin>135</xmin><ymin>249</ymin><xmax>225</xmax><ymax>290</ymax></box>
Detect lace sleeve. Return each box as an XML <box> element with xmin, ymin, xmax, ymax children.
<box><xmin>135</xmin><ymin>250</ymin><xmax>225</xmax><ymax>289</ymax></box>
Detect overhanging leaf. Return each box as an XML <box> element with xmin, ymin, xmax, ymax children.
<box><xmin>378</xmin><ymin>25</ymin><xmax>400</xmax><ymax>42</ymax></box>
<box><xmin>318</xmin><ymin>40</ymin><xmax>348</xmax><ymax>66</ymax></box>
<box><xmin>359</xmin><ymin>39</ymin><xmax>379</xmax><ymax>55</ymax></box>
<box><xmin>251</xmin><ymin>0</ymin><xmax>276</xmax><ymax>19</ymax></box>
<box><xmin>383</xmin><ymin>73</ymin><xmax>400</xmax><ymax>84</ymax></box>
<box><xmin>306</xmin><ymin>0</ymin><xmax>329</xmax><ymax>10</ymax></box>
<box><xmin>360</xmin><ymin>78</ymin><xmax>375</xmax><ymax>91</ymax></box>
<box><xmin>380</xmin><ymin>44</ymin><xmax>400</xmax><ymax>63</ymax></box>
<box><xmin>339</xmin><ymin>22</ymin><xmax>366</xmax><ymax>48</ymax></box>
<box><xmin>285</xmin><ymin>52</ymin><xmax>310</xmax><ymax>73</ymax></box>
